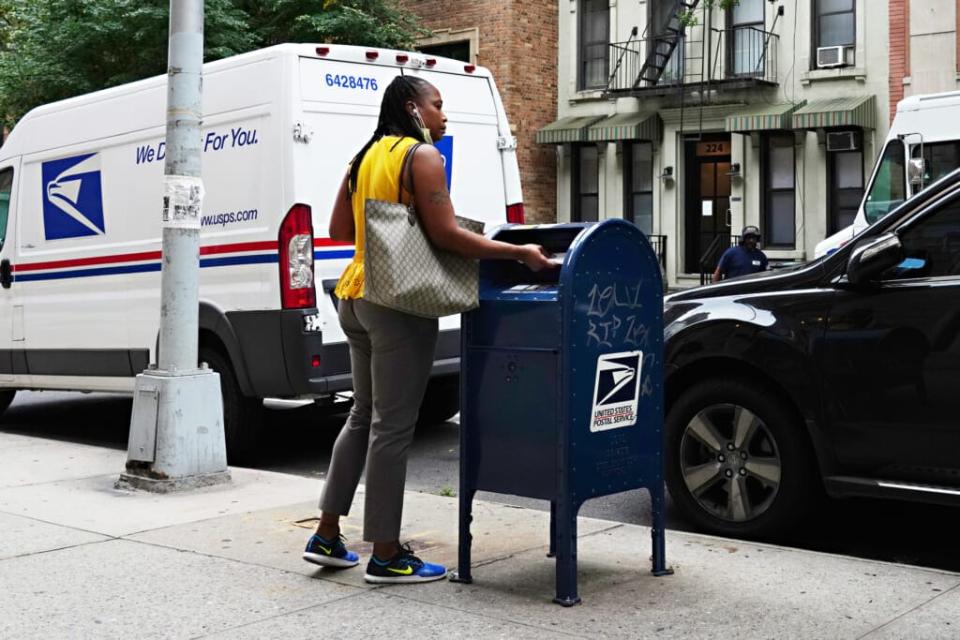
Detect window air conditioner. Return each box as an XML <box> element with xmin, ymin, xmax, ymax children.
<box><xmin>816</xmin><ymin>46</ymin><xmax>846</xmax><ymax>68</ymax></box>
<box><xmin>826</xmin><ymin>131</ymin><xmax>859</xmax><ymax>152</ymax></box>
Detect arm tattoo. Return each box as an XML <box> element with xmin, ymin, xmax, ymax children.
<box><xmin>429</xmin><ymin>187</ymin><xmax>452</xmax><ymax>206</ymax></box>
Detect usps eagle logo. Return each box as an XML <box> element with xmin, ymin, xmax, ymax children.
<box><xmin>590</xmin><ymin>351</ymin><xmax>643</xmax><ymax>433</ymax></box>
<box><xmin>41</xmin><ymin>153</ymin><xmax>106</xmax><ymax>240</ymax></box>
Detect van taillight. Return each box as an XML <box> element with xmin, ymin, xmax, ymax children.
<box><xmin>278</xmin><ymin>204</ymin><xmax>316</xmax><ymax>309</ymax></box>
<box><xmin>506</xmin><ymin>203</ymin><xmax>525</xmax><ymax>224</ymax></box>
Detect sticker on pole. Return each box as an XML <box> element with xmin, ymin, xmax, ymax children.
<box><xmin>162</xmin><ymin>175</ymin><xmax>204</xmax><ymax>229</ymax></box>
<box><xmin>590</xmin><ymin>351</ymin><xmax>643</xmax><ymax>432</ymax></box>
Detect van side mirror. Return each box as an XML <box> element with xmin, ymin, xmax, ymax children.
<box><xmin>846</xmin><ymin>233</ymin><xmax>904</xmax><ymax>286</ymax></box>
<box><xmin>908</xmin><ymin>158</ymin><xmax>926</xmax><ymax>187</ymax></box>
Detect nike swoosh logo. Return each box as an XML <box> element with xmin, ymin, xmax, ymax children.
<box><xmin>317</xmin><ymin>544</ymin><xmax>332</xmax><ymax>555</ymax></box>
<box><xmin>387</xmin><ymin>566</ymin><xmax>414</xmax><ymax>575</ymax></box>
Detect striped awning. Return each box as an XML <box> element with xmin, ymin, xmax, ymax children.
<box><xmin>587</xmin><ymin>111</ymin><xmax>662</xmax><ymax>143</ymax></box>
<box><xmin>535</xmin><ymin>115</ymin><xmax>605</xmax><ymax>144</ymax></box>
<box><xmin>725</xmin><ymin>102</ymin><xmax>806</xmax><ymax>132</ymax></box>
<box><xmin>792</xmin><ymin>95</ymin><xmax>877</xmax><ymax>130</ymax></box>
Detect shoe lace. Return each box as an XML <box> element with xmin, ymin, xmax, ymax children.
<box><xmin>316</xmin><ymin>531</ymin><xmax>347</xmax><ymax>551</ymax></box>
<box><xmin>396</xmin><ymin>542</ymin><xmax>424</xmax><ymax>570</ymax></box>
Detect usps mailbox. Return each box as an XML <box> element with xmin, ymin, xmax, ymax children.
<box><xmin>451</xmin><ymin>219</ymin><xmax>671</xmax><ymax>606</ymax></box>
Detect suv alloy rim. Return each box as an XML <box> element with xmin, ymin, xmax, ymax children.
<box><xmin>679</xmin><ymin>404</ymin><xmax>782</xmax><ymax>523</ymax></box>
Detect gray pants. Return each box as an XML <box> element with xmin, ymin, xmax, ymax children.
<box><xmin>319</xmin><ymin>298</ymin><xmax>439</xmax><ymax>542</ymax></box>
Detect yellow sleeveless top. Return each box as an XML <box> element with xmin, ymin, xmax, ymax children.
<box><xmin>334</xmin><ymin>136</ymin><xmax>419</xmax><ymax>299</ymax></box>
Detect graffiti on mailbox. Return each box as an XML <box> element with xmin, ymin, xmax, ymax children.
<box><xmin>586</xmin><ymin>281</ymin><xmax>652</xmax><ymax>350</ymax></box>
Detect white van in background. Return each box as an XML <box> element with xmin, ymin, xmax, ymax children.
<box><xmin>814</xmin><ymin>90</ymin><xmax>960</xmax><ymax>258</ymax></box>
<box><xmin>0</xmin><ymin>44</ymin><xmax>524</xmax><ymax>461</ymax></box>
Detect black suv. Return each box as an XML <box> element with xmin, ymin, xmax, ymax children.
<box><xmin>663</xmin><ymin>169</ymin><xmax>960</xmax><ymax>538</ymax></box>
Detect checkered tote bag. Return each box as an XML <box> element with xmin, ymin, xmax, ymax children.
<box><xmin>363</xmin><ymin>144</ymin><xmax>483</xmax><ymax>318</ymax></box>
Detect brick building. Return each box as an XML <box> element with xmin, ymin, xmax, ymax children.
<box><xmin>889</xmin><ymin>0</ymin><xmax>960</xmax><ymax>122</ymax></box>
<box><xmin>401</xmin><ymin>0</ymin><xmax>558</xmax><ymax>223</ymax></box>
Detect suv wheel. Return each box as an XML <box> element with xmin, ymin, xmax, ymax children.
<box><xmin>665</xmin><ymin>378</ymin><xmax>815</xmax><ymax>538</ymax></box>
<box><xmin>200</xmin><ymin>347</ymin><xmax>264</xmax><ymax>465</ymax></box>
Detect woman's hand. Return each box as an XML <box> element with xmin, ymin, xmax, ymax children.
<box><xmin>519</xmin><ymin>244</ymin><xmax>556</xmax><ymax>272</ymax></box>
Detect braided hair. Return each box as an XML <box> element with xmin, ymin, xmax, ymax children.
<box><xmin>348</xmin><ymin>75</ymin><xmax>433</xmax><ymax>194</ymax></box>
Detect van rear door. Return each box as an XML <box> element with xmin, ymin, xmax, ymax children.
<box><xmin>295</xmin><ymin>56</ymin><xmax>513</xmax><ymax>343</ymax></box>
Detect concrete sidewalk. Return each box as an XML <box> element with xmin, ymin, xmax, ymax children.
<box><xmin>1</xmin><ymin>432</ymin><xmax>958</xmax><ymax>640</ymax></box>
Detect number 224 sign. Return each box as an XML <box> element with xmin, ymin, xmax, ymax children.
<box><xmin>696</xmin><ymin>141</ymin><xmax>729</xmax><ymax>157</ymax></box>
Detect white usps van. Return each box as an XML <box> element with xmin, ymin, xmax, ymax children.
<box><xmin>814</xmin><ymin>90</ymin><xmax>960</xmax><ymax>257</ymax></box>
<box><xmin>0</xmin><ymin>44</ymin><xmax>524</xmax><ymax>461</ymax></box>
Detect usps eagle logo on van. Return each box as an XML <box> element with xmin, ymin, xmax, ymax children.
<box><xmin>42</xmin><ymin>153</ymin><xmax>106</xmax><ymax>240</ymax></box>
<box><xmin>590</xmin><ymin>351</ymin><xmax>643</xmax><ymax>433</ymax></box>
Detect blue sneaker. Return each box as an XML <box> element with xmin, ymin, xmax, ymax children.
<box><xmin>303</xmin><ymin>533</ymin><xmax>359</xmax><ymax>569</ymax></box>
<box><xmin>364</xmin><ymin>543</ymin><xmax>447</xmax><ymax>584</ymax></box>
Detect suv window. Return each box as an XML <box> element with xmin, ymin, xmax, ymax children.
<box><xmin>0</xmin><ymin>168</ymin><xmax>12</xmax><ymax>250</ymax></box>
<box><xmin>887</xmin><ymin>199</ymin><xmax>960</xmax><ymax>280</ymax></box>
<box><xmin>864</xmin><ymin>140</ymin><xmax>906</xmax><ymax>224</ymax></box>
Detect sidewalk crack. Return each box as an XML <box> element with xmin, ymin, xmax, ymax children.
<box><xmin>186</xmin><ymin>590</ymin><xmax>370</xmax><ymax>640</ymax></box>
<box><xmin>855</xmin><ymin>580</ymin><xmax>960</xmax><ymax>639</ymax></box>
<box><xmin>0</xmin><ymin>537</ymin><xmax>115</xmax><ymax>561</ymax></box>
<box><xmin>0</xmin><ymin>510</ymin><xmax>120</xmax><ymax>539</ymax></box>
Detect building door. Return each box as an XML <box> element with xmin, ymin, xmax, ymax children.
<box><xmin>684</xmin><ymin>135</ymin><xmax>732</xmax><ymax>274</ymax></box>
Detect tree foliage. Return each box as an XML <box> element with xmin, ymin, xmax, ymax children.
<box><xmin>680</xmin><ymin>0</ymin><xmax>741</xmax><ymax>27</ymax></box>
<box><xmin>239</xmin><ymin>0</ymin><xmax>426</xmax><ymax>49</ymax></box>
<box><xmin>0</xmin><ymin>0</ymin><xmax>426</xmax><ymax>127</ymax></box>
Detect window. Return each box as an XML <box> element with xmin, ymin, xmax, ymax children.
<box><xmin>912</xmin><ymin>141</ymin><xmax>960</xmax><ymax>188</ymax></box>
<box><xmin>829</xmin><ymin>144</ymin><xmax>863</xmax><ymax>234</ymax></box>
<box><xmin>814</xmin><ymin>0</ymin><xmax>855</xmax><ymax>62</ymax></box>
<box><xmin>887</xmin><ymin>199</ymin><xmax>960</xmax><ymax>280</ymax></box>
<box><xmin>0</xmin><ymin>168</ymin><xmax>11</xmax><ymax>250</ymax></box>
<box><xmin>573</xmin><ymin>145</ymin><xmax>599</xmax><ymax>222</ymax></box>
<box><xmin>864</xmin><ymin>140</ymin><xmax>906</xmax><ymax>224</ymax></box>
<box><xmin>579</xmin><ymin>0</ymin><xmax>609</xmax><ymax>90</ymax></box>
<box><xmin>730</xmin><ymin>0</ymin><xmax>764</xmax><ymax>77</ymax></box>
<box><xmin>763</xmin><ymin>134</ymin><xmax>795</xmax><ymax>247</ymax></box>
<box><xmin>624</xmin><ymin>142</ymin><xmax>654</xmax><ymax>234</ymax></box>
<box><xmin>418</xmin><ymin>40</ymin><xmax>470</xmax><ymax>63</ymax></box>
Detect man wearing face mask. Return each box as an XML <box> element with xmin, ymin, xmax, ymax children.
<box><xmin>301</xmin><ymin>75</ymin><xmax>554</xmax><ymax>584</ymax></box>
<box><xmin>712</xmin><ymin>225</ymin><xmax>768</xmax><ymax>282</ymax></box>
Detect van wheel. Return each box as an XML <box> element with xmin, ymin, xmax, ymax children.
<box><xmin>418</xmin><ymin>375</ymin><xmax>459</xmax><ymax>426</ymax></box>
<box><xmin>200</xmin><ymin>347</ymin><xmax>264</xmax><ymax>465</ymax></box>
<box><xmin>0</xmin><ymin>390</ymin><xmax>16</xmax><ymax>417</ymax></box>
<box><xmin>665</xmin><ymin>378</ymin><xmax>816</xmax><ymax>539</ymax></box>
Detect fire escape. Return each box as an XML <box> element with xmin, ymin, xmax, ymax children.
<box><xmin>606</xmin><ymin>0</ymin><xmax>780</xmax><ymax>103</ymax></box>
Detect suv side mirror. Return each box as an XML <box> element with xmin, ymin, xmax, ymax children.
<box><xmin>846</xmin><ymin>233</ymin><xmax>905</xmax><ymax>285</ymax></box>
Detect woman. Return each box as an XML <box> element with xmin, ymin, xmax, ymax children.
<box><xmin>303</xmin><ymin>75</ymin><xmax>553</xmax><ymax>584</ymax></box>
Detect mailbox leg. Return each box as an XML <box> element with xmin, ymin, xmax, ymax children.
<box><xmin>553</xmin><ymin>499</ymin><xmax>581</xmax><ymax>606</ymax></box>
<box><xmin>650</xmin><ymin>483</ymin><xmax>673</xmax><ymax>577</ymax></box>
<box><xmin>547</xmin><ymin>501</ymin><xmax>557</xmax><ymax>558</ymax></box>
<box><xmin>450</xmin><ymin>488</ymin><xmax>476</xmax><ymax>584</ymax></box>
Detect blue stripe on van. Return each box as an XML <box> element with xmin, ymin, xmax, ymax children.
<box><xmin>315</xmin><ymin>250</ymin><xmax>355</xmax><ymax>260</ymax></box>
<box><xmin>13</xmin><ymin>249</ymin><xmax>353</xmax><ymax>282</ymax></box>
<box><xmin>15</xmin><ymin>262</ymin><xmax>163</xmax><ymax>281</ymax></box>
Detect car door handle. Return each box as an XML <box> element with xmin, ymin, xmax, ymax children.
<box><xmin>0</xmin><ymin>259</ymin><xmax>12</xmax><ymax>289</ymax></box>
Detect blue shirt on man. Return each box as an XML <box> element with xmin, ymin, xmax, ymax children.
<box><xmin>717</xmin><ymin>245</ymin><xmax>768</xmax><ymax>279</ymax></box>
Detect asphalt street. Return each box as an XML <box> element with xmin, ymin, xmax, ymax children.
<box><xmin>4</xmin><ymin>390</ymin><xmax>959</xmax><ymax>573</ymax></box>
